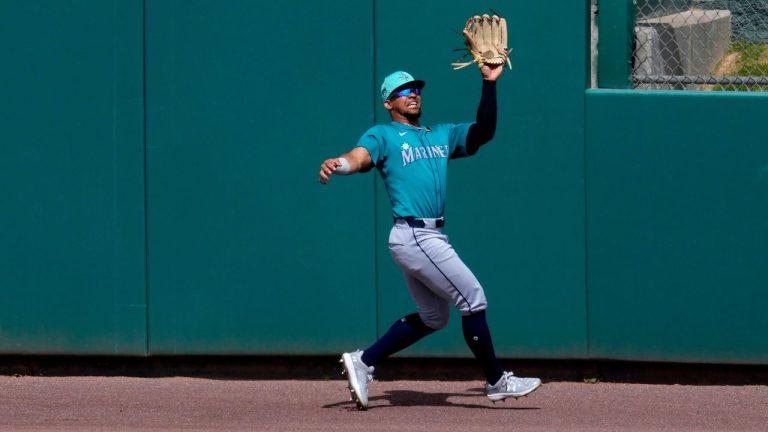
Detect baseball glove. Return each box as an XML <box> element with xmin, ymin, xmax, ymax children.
<box><xmin>452</xmin><ymin>13</ymin><xmax>512</xmax><ymax>70</ymax></box>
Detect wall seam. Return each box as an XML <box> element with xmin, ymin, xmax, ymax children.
<box><xmin>142</xmin><ymin>0</ymin><xmax>151</xmax><ymax>357</ymax></box>
<box><xmin>372</xmin><ymin>0</ymin><xmax>381</xmax><ymax>340</ymax></box>
<box><xmin>583</xmin><ymin>0</ymin><xmax>592</xmax><ymax>359</ymax></box>
<box><xmin>583</xmin><ymin>99</ymin><xmax>591</xmax><ymax>359</ymax></box>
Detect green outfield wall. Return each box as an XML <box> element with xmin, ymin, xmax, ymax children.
<box><xmin>1</xmin><ymin>0</ymin><xmax>766</xmax><ymax>364</ymax></box>
<box><xmin>586</xmin><ymin>90</ymin><xmax>768</xmax><ymax>364</ymax></box>
<box><xmin>0</xmin><ymin>1</ymin><xmax>147</xmax><ymax>354</ymax></box>
<box><xmin>143</xmin><ymin>0</ymin><xmax>377</xmax><ymax>355</ymax></box>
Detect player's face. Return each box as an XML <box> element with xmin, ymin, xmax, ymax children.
<box><xmin>386</xmin><ymin>87</ymin><xmax>421</xmax><ymax>120</ymax></box>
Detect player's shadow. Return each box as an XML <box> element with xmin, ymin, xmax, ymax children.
<box><xmin>323</xmin><ymin>387</ymin><xmax>541</xmax><ymax>410</ymax></box>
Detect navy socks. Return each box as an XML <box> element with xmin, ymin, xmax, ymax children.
<box><xmin>361</xmin><ymin>313</ymin><xmax>435</xmax><ymax>367</ymax></box>
<box><xmin>462</xmin><ymin>310</ymin><xmax>504</xmax><ymax>385</ymax></box>
<box><xmin>360</xmin><ymin>310</ymin><xmax>503</xmax><ymax>385</ymax></box>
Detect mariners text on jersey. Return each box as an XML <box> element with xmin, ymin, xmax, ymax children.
<box><xmin>356</xmin><ymin>121</ymin><xmax>473</xmax><ymax>218</ymax></box>
<box><xmin>400</xmin><ymin>142</ymin><xmax>450</xmax><ymax>167</ymax></box>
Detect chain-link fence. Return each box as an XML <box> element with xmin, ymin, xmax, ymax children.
<box><xmin>633</xmin><ymin>0</ymin><xmax>768</xmax><ymax>91</ymax></box>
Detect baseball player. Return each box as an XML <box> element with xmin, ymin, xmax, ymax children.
<box><xmin>318</xmin><ymin>65</ymin><xmax>541</xmax><ymax>410</ymax></box>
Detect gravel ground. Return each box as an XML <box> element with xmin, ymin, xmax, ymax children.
<box><xmin>1</xmin><ymin>376</ymin><xmax>767</xmax><ymax>431</ymax></box>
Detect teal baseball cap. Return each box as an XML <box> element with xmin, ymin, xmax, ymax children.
<box><xmin>380</xmin><ymin>71</ymin><xmax>426</xmax><ymax>102</ymax></box>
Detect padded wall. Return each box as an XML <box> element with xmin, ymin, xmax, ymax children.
<box><xmin>0</xmin><ymin>1</ymin><xmax>147</xmax><ymax>354</ymax></box>
<box><xmin>144</xmin><ymin>0</ymin><xmax>377</xmax><ymax>354</ymax></box>
<box><xmin>586</xmin><ymin>89</ymin><xmax>768</xmax><ymax>363</ymax></box>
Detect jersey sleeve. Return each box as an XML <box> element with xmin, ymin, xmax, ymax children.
<box><xmin>356</xmin><ymin>126</ymin><xmax>384</xmax><ymax>167</ymax></box>
<box><xmin>447</xmin><ymin>122</ymin><xmax>473</xmax><ymax>159</ymax></box>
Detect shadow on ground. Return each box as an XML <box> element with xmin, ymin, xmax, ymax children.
<box><xmin>323</xmin><ymin>387</ymin><xmax>543</xmax><ymax>410</ymax></box>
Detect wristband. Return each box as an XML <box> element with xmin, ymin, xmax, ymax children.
<box><xmin>335</xmin><ymin>157</ymin><xmax>351</xmax><ymax>175</ymax></box>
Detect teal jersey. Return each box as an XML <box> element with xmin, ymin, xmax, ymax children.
<box><xmin>357</xmin><ymin>121</ymin><xmax>473</xmax><ymax>218</ymax></box>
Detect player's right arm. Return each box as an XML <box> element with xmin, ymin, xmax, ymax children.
<box><xmin>318</xmin><ymin>146</ymin><xmax>373</xmax><ymax>184</ymax></box>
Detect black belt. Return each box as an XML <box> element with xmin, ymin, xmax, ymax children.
<box><xmin>395</xmin><ymin>217</ymin><xmax>445</xmax><ymax>228</ymax></box>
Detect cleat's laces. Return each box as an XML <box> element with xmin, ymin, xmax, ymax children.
<box><xmin>359</xmin><ymin>369</ymin><xmax>374</xmax><ymax>382</ymax></box>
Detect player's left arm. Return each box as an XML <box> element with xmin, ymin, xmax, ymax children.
<box><xmin>466</xmin><ymin>64</ymin><xmax>503</xmax><ymax>155</ymax></box>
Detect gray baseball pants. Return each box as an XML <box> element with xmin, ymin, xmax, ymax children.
<box><xmin>388</xmin><ymin>218</ymin><xmax>488</xmax><ymax>330</ymax></box>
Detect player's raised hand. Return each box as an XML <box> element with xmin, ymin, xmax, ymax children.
<box><xmin>319</xmin><ymin>158</ymin><xmax>341</xmax><ymax>184</ymax></box>
<box><xmin>480</xmin><ymin>63</ymin><xmax>503</xmax><ymax>81</ymax></box>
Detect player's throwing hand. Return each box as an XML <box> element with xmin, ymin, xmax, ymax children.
<box><xmin>318</xmin><ymin>158</ymin><xmax>342</xmax><ymax>184</ymax></box>
<box><xmin>318</xmin><ymin>147</ymin><xmax>372</xmax><ymax>184</ymax></box>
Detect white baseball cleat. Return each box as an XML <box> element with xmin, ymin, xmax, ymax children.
<box><xmin>340</xmin><ymin>350</ymin><xmax>375</xmax><ymax>410</ymax></box>
<box><xmin>485</xmin><ymin>371</ymin><xmax>541</xmax><ymax>402</ymax></box>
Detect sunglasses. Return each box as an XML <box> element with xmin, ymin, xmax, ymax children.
<box><xmin>390</xmin><ymin>87</ymin><xmax>421</xmax><ymax>99</ymax></box>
